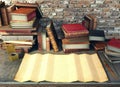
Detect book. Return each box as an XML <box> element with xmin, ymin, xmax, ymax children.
<box><xmin>10</xmin><ymin>18</ymin><xmax>36</xmax><ymax>28</ymax></box>
<box><xmin>107</xmin><ymin>38</ymin><xmax>120</xmax><ymax>52</ymax></box>
<box><xmin>62</xmin><ymin>36</ymin><xmax>89</xmax><ymax>44</ymax></box>
<box><xmin>105</xmin><ymin>47</ymin><xmax>120</xmax><ymax>57</ymax></box>
<box><xmin>0</xmin><ymin>35</ymin><xmax>34</xmax><ymax>41</ymax></box>
<box><xmin>6</xmin><ymin>4</ymin><xmax>16</xmax><ymax>23</ymax></box>
<box><xmin>63</xmin><ymin>49</ymin><xmax>89</xmax><ymax>53</ymax></box>
<box><xmin>83</xmin><ymin>14</ymin><xmax>97</xmax><ymax>30</ymax></box>
<box><xmin>89</xmin><ymin>30</ymin><xmax>105</xmax><ymax>41</ymax></box>
<box><xmin>62</xmin><ymin>42</ymin><xmax>90</xmax><ymax>49</ymax></box>
<box><xmin>62</xmin><ymin>23</ymin><xmax>89</xmax><ymax>38</ymax></box>
<box><xmin>103</xmin><ymin>52</ymin><xmax>120</xmax><ymax>63</ymax></box>
<box><xmin>15</xmin><ymin>2</ymin><xmax>43</xmax><ymax>18</ymax></box>
<box><xmin>92</xmin><ymin>42</ymin><xmax>106</xmax><ymax>51</ymax></box>
<box><xmin>0</xmin><ymin>6</ymin><xmax>9</xmax><ymax>26</ymax></box>
<box><xmin>10</xmin><ymin>7</ymin><xmax>36</xmax><ymax>21</ymax></box>
<box><xmin>14</xmin><ymin>53</ymin><xmax>108</xmax><ymax>82</ymax></box>
<box><xmin>46</xmin><ymin>21</ymin><xmax>59</xmax><ymax>52</ymax></box>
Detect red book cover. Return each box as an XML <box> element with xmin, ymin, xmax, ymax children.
<box><xmin>62</xmin><ymin>23</ymin><xmax>88</xmax><ymax>33</ymax></box>
<box><xmin>108</xmin><ymin>38</ymin><xmax>120</xmax><ymax>49</ymax></box>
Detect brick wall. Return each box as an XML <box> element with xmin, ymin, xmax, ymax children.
<box><xmin>2</xmin><ymin>0</ymin><xmax>120</xmax><ymax>28</ymax></box>
<box><xmin>40</xmin><ymin>0</ymin><xmax>120</xmax><ymax>28</ymax></box>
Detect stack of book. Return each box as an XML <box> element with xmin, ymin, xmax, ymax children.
<box><xmin>0</xmin><ymin>6</ymin><xmax>39</xmax><ymax>53</ymax></box>
<box><xmin>89</xmin><ymin>30</ymin><xmax>106</xmax><ymax>51</ymax></box>
<box><xmin>104</xmin><ymin>38</ymin><xmax>120</xmax><ymax>63</ymax></box>
<box><xmin>61</xmin><ymin>23</ymin><xmax>89</xmax><ymax>53</ymax></box>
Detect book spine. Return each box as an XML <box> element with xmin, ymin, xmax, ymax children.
<box><xmin>0</xmin><ymin>7</ymin><xmax>9</xmax><ymax>26</ymax></box>
<box><xmin>63</xmin><ymin>49</ymin><xmax>89</xmax><ymax>53</ymax></box>
<box><xmin>46</xmin><ymin>37</ymin><xmax>50</xmax><ymax>52</ymax></box>
<box><xmin>37</xmin><ymin>33</ymin><xmax>42</xmax><ymax>51</ymax></box>
<box><xmin>64</xmin><ymin>32</ymin><xmax>89</xmax><ymax>39</ymax></box>
<box><xmin>6</xmin><ymin>5</ymin><xmax>16</xmax><ymax>24</ymax></box>
<box><xmin>1</xmin><ymin>35</ymin><xmax>33</xmax><ymax>41</ymax></box>
<box><xmin>46</xmin><ymin>24</ymin><xmax>59</xmax><ymax>52</ymax></box>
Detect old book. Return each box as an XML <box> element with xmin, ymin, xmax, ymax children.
<box><xmin>62</xmin><ymin>37</ymin><xmax>89</xmax><ymax>50</ymax></box>
<box><xmin>84</xmin><ymin>14</ymin><xmax>97</xmax><ymax>30</ymax></box>
<box><xmin>62</xmin><ymin>36</ymin><xmax>89</xmax><ymax>44</ymax></box>
<box><xmin>46</xmin><ymin>22</ymin><xmax>59</xmax><ymax>52</ymax></box>
<box><xmin>105</xmin><ymin>47</ymin><xmax>120</xmax><ymax>57</ymax></box>
<box><xmin>6</xmin><ymin>4</ymin><xmax>16</xmax><ymax>23</ymax></box>
<box><xmin>10</xmin><ymin>18</ymin><xmax>36</xmax><ymax>28</ymax></box>
<box><xmin>0</xmin><ymin>35</ymin><xmax>34</xmax><ymax>41</ymax></box>
<box><xmin>10</xmin><ymin>7</ymin><xmax>36</xmax><ymax>21</ymax></box>
<box><xmin>107</xmin><ymin>38</ymin><xmax>120</xmax><ymax>52</ymax></box>
<box><xmin>92</xmin><ymin>42</ymin><xmax>106</xmax><ymax>51</ymax></box>
<box><xmin>62</xmin><ymin>23</ymin><xmax>89</xmax><ymax>38</ymax></box>
<box><xmin>63</xmin><ymin>49</ymin><xmax>89</xmax><ymax>53</ymax></box>
<box><xmin>89</xmin><ymin>30</ymin><xmax>105</xmax><ymax>41</ymax></box>
<box><xmin>15</xmin><ymin>2</ymin><xmax>43</xmax><ymax>18</ymax></box>
<box><xmin>0</xmin><ymin>6</ymin><xmax>9</xmax><ymax>26</ymax></box>
<box><xmin>14</xmin><ymin>53</ymin><xmax>108</xmax><ymax>82</ymax></box>
<box><xmin>62</xmin><ymin>42</ymin><xmax>90</xmax><ymax>50</ymax></box>
<box><xmin>103</xmin><ymin>52</ymin><xmax>120</xmax><ymax>63</ymax></box>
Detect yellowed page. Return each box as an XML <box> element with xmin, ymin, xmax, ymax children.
<box><xmin>14</xmin><ymin>53</ymin><xmax>108</xmax><ymax>82</ymax></box>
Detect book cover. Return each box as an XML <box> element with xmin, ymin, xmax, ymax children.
<box><xmin>11</xmin><ymin>7</ymin><xmax>36</xmax><ymax>21</ymax></box>
<box><xmin>15</xmin><ymin>2</ymin><xmax>43</xmax><ymax>18</ymax></box>
<box><xmin>89</xmin><ymin>30</ymin><xmax>105</xmax><ymax>41</ymax></box>
<box><xmin>62</xmin><ymin>23</ymin><xmax>89</xmax><ymax>38</ymax></box>
<box><xmin>107</xmin><ymin>38</ymin><xmax>120</xmax><ymax>52</ymax></box>
<box><xmin>62</xmin><ymin>23</ymin><xmax>88</xmax><ymax>33</ymax></box>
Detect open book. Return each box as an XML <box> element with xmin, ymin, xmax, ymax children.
<box><xmin>14</xmin><ymin>53</ymin><xmax>108</xmax><ymax>82</ymax></box>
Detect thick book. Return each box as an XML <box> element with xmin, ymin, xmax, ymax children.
<box><xmin>15</xmin><ymin>2</ymin><xmax>43</xmax><ymax>18</ymax></box>
<box><xmin>0</xmin><ymin>26</ymin><xmax>37</xmax><ymax>35</ymax></box>
<box><xmin>89</xmin><ymin>30</ymin><xmax>105</xmax><ymax>41</ymax></box>
<box><xmin>10</xmin><ymin>18</ymin><xmax>36</xmax><ymax>28</ymax></box>
<box><xmin>62</xmin><ymin>36</ymin><xmax>89</xmax><ymax>44</ymax></box>
<box><xmin>103</xmin><ymin>52</ymin><xmax>120</xmax><ymax>63</ymax></box>
<box><xmin>0</xmin><ymin>6</ymin><xmax>9</xmax><ymax>26</ymax></box>
<box><xmin>10</xmin><ymin>7</ymin><xmax>36</xmax><ymax>21</ymax></box>
<box><xmin>46</xmin><ymin>22</ymin><xmax>59</xmax><ymax>52</ymax></box>
<box><xmin>14</xmin><ymin>53</ymin><xmax>108</xmax><ymax>82</ymax></box>
<box><xmin>105</xmin><ymin>47</ymin><xmax>120</xmax><ymax>57</ymax></box>
<box><xmin>62</xmin><ymin>23</ymin><xmax>89</xmax><ymax>38</ymax></box>
<box><xmin>6</xmin><ymin>4</ymin><xmax>16</xmax><ymax>22</ymax></box>
<box><xmin>107</xmin><ymin>38</ymin><xmax>120</xmax><ymax>52</ymax></box>
<box><xmin>63</xmin><ymin>49</ymin><xmax>89</xmax><ymax>53</ymax></box>
<box><xmin>62</xmin><ymin>42</ymin><xmax>90</xmax><ymax>50</ymax></box>
<box><xmin>92</xmin><ymin>42</ymin><xmax>106</xmax><ymax>51</ymax></box>
<box><xmin>83</xmin><ymin>14</ymin><xmax>97</xmax><ymax>30</ymax></box>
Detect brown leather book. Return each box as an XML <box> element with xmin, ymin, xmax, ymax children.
<box><xmin>84</xmin><ymin>14</ymin><xmax>97</xmax><ymax>30</ymax></box>
<box><xmin>0</xmin><ymin>6</ymin><xmax>9</xmax><ymax>26</ymax></box>
<box><xmin>11</xmin><ymin>8</ymin><xmax>36</xmax><ymax>21</ymax></box>
<box><xmin>62</xmin><ymin>23</ymin><xmax>89</xmax><ymax>38</ymax></box>
<box><xmin>6</xmin><ymin>5</ymin><xmax>16</xmax><ymax>23</ymax></box>
<box><xmin>63</xmin><ymin>49</ymin><xmax>89</xmax><ymax>53</ymax></box>
<box><xmin>46</xmin><ymin>22</ymin><xmax>59</xmax><ymax>52</ymax></box>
